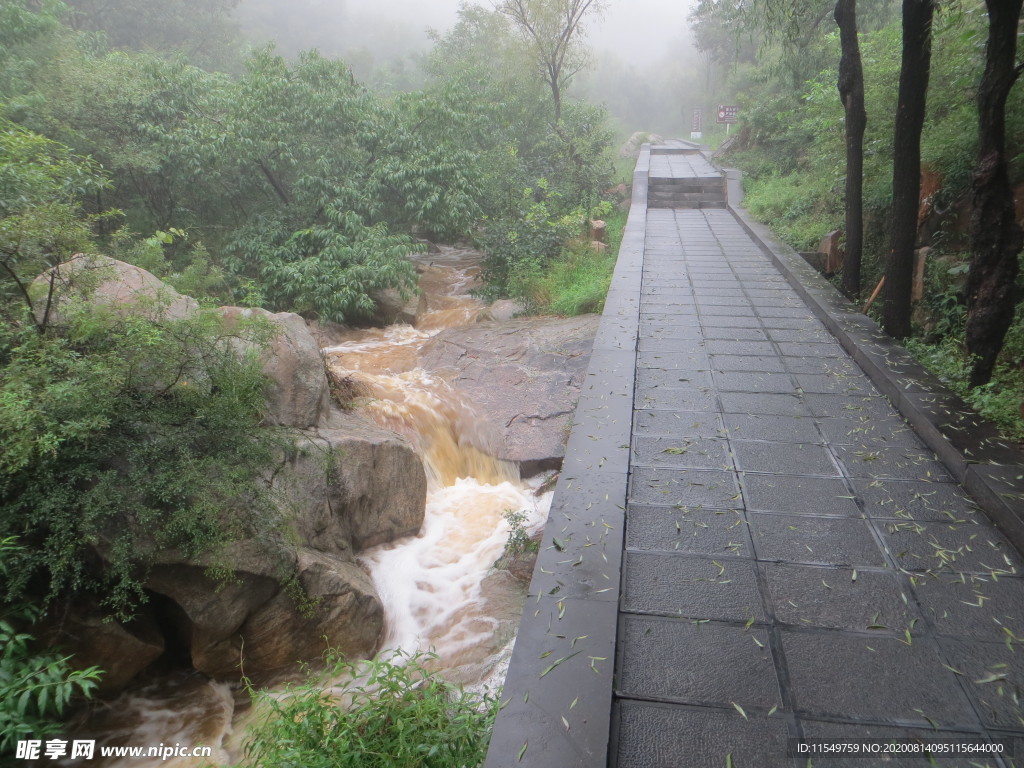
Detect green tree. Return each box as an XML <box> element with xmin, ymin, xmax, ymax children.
<box><xmin>496</xmin><ymin>0</ymin><xmax>605</xmax><ymax>124</ymax></box>
<box><xmin>0</xmin><ymin>119</ymin><xmax>110</xmax><ymax>331</ymax></box>
<box><xmin>964</xmin><ymin>0</ymin><xmax>1024</xmax><ymax>386</ymax></box>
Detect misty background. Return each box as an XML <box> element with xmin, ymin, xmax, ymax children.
<box><xmin>234</xmin><ymin>0</ymin><xmax>706</xmax><ymax>138</ymax></box>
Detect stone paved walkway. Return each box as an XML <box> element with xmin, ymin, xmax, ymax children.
<box><xmin>612</xmin><ymin>207</ymin><xmax>1024</xmax><ymax>767</ymax></box>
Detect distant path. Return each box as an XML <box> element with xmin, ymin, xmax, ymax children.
<box><xmin>485</xmin><ymin>142</ymin><xmax>1024</xmax><ymax>768</ymax></box>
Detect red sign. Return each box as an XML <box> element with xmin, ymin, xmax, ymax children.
<box><xmin>717</xmin><ymin>105</ymin><xmax>739</xmax><ymax>124</ymax></box>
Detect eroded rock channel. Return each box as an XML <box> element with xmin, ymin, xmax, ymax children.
<box><xmin>61</xmin><ymin>246</ymin><xmax>598</xmax><ymax>765</ymax></box>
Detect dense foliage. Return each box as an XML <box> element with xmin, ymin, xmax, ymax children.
<box><xmin>0</xmin><ymin>538</ymin><xmax>102</xmax><ymax>755</ymax></box>
<box><xmin>694</xmin><ymin>0</ymin><xmax>1024</xmax><ymax>436</ymax></box>
<box><xmin>0</xmin><ymin>0</ymin><xmax>617</xmax><ymax>745</ymax></box>
<box><xmin>238</xmin><ymin>650</ymin><xmax>498</xmax><ymax>768</ymax></box>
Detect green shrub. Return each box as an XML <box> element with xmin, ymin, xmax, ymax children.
<box><xmin>238</xmin><ymin>649</ymin><xmax>498</xmax><ymax>768</ymax></box>
<box><xmin>0</xmin><ymin>302</ymin><xmax>288</xmax><ymax>620</ymax></box>
<box><xmin>0</xmin><ymin>538</ymin><xmax>102</xmax><ymax>756</ymax></box>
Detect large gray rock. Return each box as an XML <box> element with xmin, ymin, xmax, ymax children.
<box><xmin>275</xmin><ymin>409</ymin><xmax>427</xmax><ymax>552</ymax></box>
<box><xmin>39</xmin><ymin>601</ymin><xmax>165</xmax><ymax>694</ymax></box>
<box><xmin>417</xmin><ymin>315</ymin><xmax>599</xmax><ymax>472</ymax></box>
<box><xmin>219</xmin><ymin>306</ymin><xmax>332</xmax><ymax>429</ymax></box>
<box><xmin>223</xmin><ymin>548</ymin><xmax>384</xmax><ymax>679</ymax></box>
<box><xmin>31</xmin><ymin>254</ymin><xmax>199</xmax><ymax>327</ymax></box>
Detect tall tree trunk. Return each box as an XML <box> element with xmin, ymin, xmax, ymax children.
<box><xmin>835</xmin><ymin>0</ymin><xmax>867</xmax><ymax>299</ymax></box>
<box><xmin>964</xmin><ymin>0</ymin><xmax>1024</xmax><ymax>387</ymax></box>
<box><xmin>882</xmin><ymin>0</ymin><xmax>935</xmax><ymax>338</ymax></box>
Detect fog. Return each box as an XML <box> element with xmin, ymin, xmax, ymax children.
<box><xmin>234</xmin><ymin>0</ymin><xmax>704</xmax><ymax>135</ymax></box>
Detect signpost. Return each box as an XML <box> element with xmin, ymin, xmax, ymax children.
<box><xmin>717</xmin><ymin>105</ymin><xmax>739</xmax><ymax>136</ymax></box>
<box><xmin>690</xmin><ymin>108</ymin><xmax>703</xmax><ymax>140</ymax></box>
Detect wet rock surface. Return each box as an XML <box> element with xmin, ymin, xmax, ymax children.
<box><xmin>417</xmin><ymin>315</ymin><xmax>600</xmax><ymax>473</ymax></box>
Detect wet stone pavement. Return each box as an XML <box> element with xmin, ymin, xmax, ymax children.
<box><xmin>612</xmin><ymin>208</ymin><xmax>1024</xmax><ymax>767</ymax></box>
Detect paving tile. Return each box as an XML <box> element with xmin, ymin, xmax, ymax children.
<box><xmin>699</xmin><ymin>304</ymin><xmax>758</xmax><ymax>317</ymax></box>
<box><xmin>763</xmin><ymin>563</ymin><xmax>915</xmax><ymax>631</ymax></box>
<box><xmin>720</xmin><ymin>392</ymin><xmax>811</xmax><ymax>417</ymax></box>
<box><xmin>631</xmin><ymin>436</ymin><xmax>731</xmax><ymax>470</ymax></box>
<box><xmin>636</xmin><ymin>386</ymin><xmax>718</xmax><ymax>412</ymax></box>
<box><xmin>709</xmin><ymin>354</ymin><xmax>786</xmax><ymax>372</ymax></box>
<box><xmin>716</xmin><ymin>371</ymin><xmax>796</xmax><ymax>394</ymax></box>
<box><xmin>766</xmin><ymin>328</ymin><xmax>835</xmax><ymax>343</ymax></box>
<box><xmin>617</xmin><ymin>616</ymin><xmax>780</xmax><ymax>708</ymax></box>
<box><xmin>636</xmin><ymin>351</ymin><xmax>710</xmax><ymax>370</ymax></box>
<box><xmin>798</xmin><ymin>720</ymin><xmax>988</xmax><ymax>768</ymax></box>
<box><xmin>615</xmin><ymin>702</ymin><xmax>796</xmax><ymax>768</ymax></box>
<box><xmin>794</xmin><ymin>373</ymin><xmax>878</xmax><ymax>396</ymax></box>
<box><xmin>936</xmin><ymin>638</ymin><xmax>1024</xmax><ymax>733</ymax></box>
<box><xmin>637</xmin><ymin>337</ymin><xmax>707</xmax><ymax>354</ymax></box>
<box><xmin>636</xmin><ymin>368</ymin><xmax>713</xmax><ymax>390</ymax></box>
<box><xmin>777</xmin><ymin>341</ymin><xmax>847</xmax><ymax>357</ymax></box>
<box><xmin>621</xmin><ymin>552</ymin><xmax>765</xmax><ymax>621</ymax></box>
<box><xmin>880</xmin><ymin>519</ymin><xmax>1022</xmax><ymax>574</ymax></box>
<box><xmin>637</xmin><ymin>324</ymin><xmax>703</xmax><ymax>340</ymax></box>
<box><xmin>698</xmin><ymin>315</ymin><xmax>764</xmax><ymax>329</ymax></box>
<box><xmin>853</xmin><ymin>478</ymin><xmax>982</xmax><ymax>522</ymax></box>
<box><xmin>741</xmin><ymin>474</ymin><xmax>861</xmax><ymax>516</ymax></box>
<box><xmin>802</xmin><ymin>393</ymin><xmax>897</xmax><ymax>420</ymax></box>
<box><xmin>816</xmin><ymin>417</ymin><xmax>923</xmax><ymax>447</ymax></box>
<box><xmin>704</xmin><ymin>339</ymin><xmax>777</xmax><ymax>356</ymax></box>
<box><xmin>629</xmin><ymin>467</ymin><xmax>740</xmax><ymax>508</ymax></box>
<box><xmin>625</xmin><ymin>504</ymin><xmax>750</xmax><ymax>557</ymax></box>
<box><xmin>782</xmin><ymin>629</ymin><xmax>974</xmax><ymax>727</ymax></box>
<box><xmin>702</xmin><ymin>327</ymin><xmax>771</xmax><ymax>341</ymax></box>
<box><xmin>632</xmin><ymin>410</ymin><xmax>723</xmax><ymax>438</ymax></box>
<box><xmin>732</xmin><ymin>441</ymin><xmax>840</xmax><ymax>477</ymax></box>
<box><xmin>782</xmin><ymin>355</ymin><xmax>860</xmax><ymax>375</ymax></box>
<box><xmin>834</xmin><ymin>445</ymin><xmax>953</xmax><ymax>482</ymax></box>
<box><xmin>749</xmin><ymin>512</ymin><xmax>886</xmax><ymax>566</ymax></box>
<box><xmin>721</xmin><ymin>413</ymin><xmax>821</xmax><ymax>443</ymax></box>
<box><xmin>912</xmin><ymin>574</ymin><xmax>1024</xmax><ymax>642</ymax></box>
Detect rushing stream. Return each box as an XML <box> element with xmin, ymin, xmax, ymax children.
<box><xmin>68</xmin><ymin>247</ymin><xmax>551</xmax><ymax>766</ymax></box>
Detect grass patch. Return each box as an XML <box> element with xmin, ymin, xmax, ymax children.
<box><xmin>237</xmin><ymin>649</ymin><xmax>497</xmax><ymax>768</ymax></box>
<box><xmin>905</xmin><ymin>336</ymin><xmax>1024</xmax><ymax>444</ymax></box>
<box><xmin>529</xmin><ymin>208</ymin><xmax>626</xmax><ymax>316</ymax></box>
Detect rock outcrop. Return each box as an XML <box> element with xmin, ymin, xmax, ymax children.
<box><xmin>417</xmin><ymin>315</ymin><xmax>599</xmax><ymax>473</ymax></box>
<box><xmin>35</xmin><ymin>257</ymin><xmax>427</xmax><ymax>690</ymax></box>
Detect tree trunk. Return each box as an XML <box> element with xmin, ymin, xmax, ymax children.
<box><xmin>550</xmin><ymin>77</ymin><xmax>562</xmax><ymax>124</ymax></box>
<box><xmin>835</xmin><ymin>0</ymin><xmax>867</xmax><ymax>300</ymax></box>
<box><xmin>882</xmin><ymin>0</ymin><xmax>935</xmax><ymax>338</ymax></box>
<box><xmin>964</xmin><ymin>0</ymin><xmax>1024</xmax><ymax>387</ymax></box>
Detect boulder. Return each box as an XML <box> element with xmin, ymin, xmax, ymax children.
<box><xmin>589</xmin><ymin>219</ymin><xmax>607</xmax><ymax>242</ymax></box>
<box><xmin>31</xmin><ymin>254</ymin><xmax>198</xmax><ymax>328</ymax></box>
<box><xmin>478</xmin><ymin>299</ymin><xmax>525</xmax><ymax>323</ymax></box>
<box><xmin>276</xmin><ymin>409</ymin><xmax>427</xmax><ymax>552</ymax></box>
<box><xmin>38</xmin><ymin>602</ymin><xmax>165</xmax><ymax>694</ymax></box>
<box><xmin>218</xmin><ymin>548</ymin><xmax>385</xmax><ymax>679</ymax></box>
<box><xmin>219</xmin><ymin>306</ymin><xmax>332</xmax><ymax>429</ymax></box>
<box><xmin>417</xmin><ymin>315</ymin><xmax>599</xmax><ymax>473</ymax></box>
<box><xmin>144</xmin><ymin>540</ymin><xmax>285</xmax><ymax>677</ymax></box>
<box><xmin>370</xmin><ymin>286</ymin><xmax>428</xmax><ymax>326</ymax></box>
